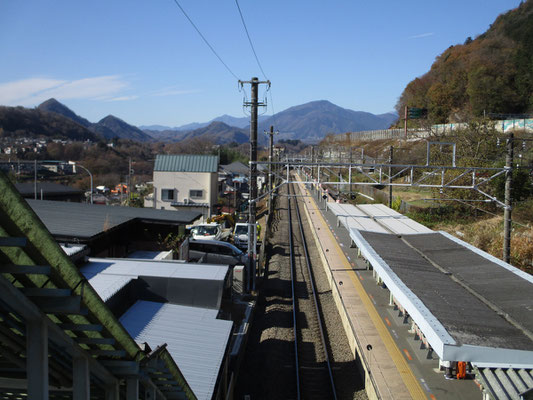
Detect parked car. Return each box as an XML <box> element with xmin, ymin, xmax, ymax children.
<box><xmin>233</xmin><ymin>222</ymin><xmax>260</xmax><ymax>250</ymax></box>
<box><xmin>187</xmin><ymin>239</ymin><xmax>249</xmax><ymax>268</ymax></box>
<box><xmin>233</xmin><ymin>223</ymin><xmax>249</xmax><ymax>250</ymax></box>
<box><xmin>190</xmin><ymin>223</ymin><xmax>222</xmax><ymax>241</ymax></box>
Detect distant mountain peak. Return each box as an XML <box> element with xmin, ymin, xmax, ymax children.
<box><xmin>92</xmin><ymin>114</ymin><xmax>152</xmax><ymax>142</ymax></box>
<box><xmin>37</xmin><ymin>98</ymin><xmax>91</xmax><ymax>128</ymax></box>
<box><xmin>39</xmin><ymin>98</ymin><xmax>61</xmax><ymax>107</ymax></box>
<box><xmin>207</xmin><ymin>121</ymin><xmax>231</xmax><ymax>128</ymax></box>
<box><xmin>98</xmin><ymin>114</ymin><xmax>123</xmax><ymax>124</ymax></box>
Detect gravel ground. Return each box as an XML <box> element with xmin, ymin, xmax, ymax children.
<box><xmin>235</xmin><ymin>183</ymin><xmax>367</xmax><ymax>400</ymax></box>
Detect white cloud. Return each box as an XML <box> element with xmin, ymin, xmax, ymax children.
<box><xmin>408</xmin><ymin>32</ymin><xmax>435</xmax><ymax>39</ymax></box>
<box><xmin>0</xmin><ymin>78</ymin><xmax>65</xmax><ymax>105</ymax></box>
<box><xmin>149</xmin><ymin>86</ymin><xmax>201</xmax><ymax>97</ymax></box>
<box><xmin>0</xmin><ymin>75</ymin><xmax>131</xmax><ymax>106</ymax></box>
<box><xmin>105</xmin><ymin>95</ymin><xmax>139</xmax><ymax>102</ymax></box>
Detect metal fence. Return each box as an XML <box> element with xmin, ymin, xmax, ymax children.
<box><xmin>333</xmin><ymin>118</ymin><xmax>533</xmax><ymax>142</ymax></box>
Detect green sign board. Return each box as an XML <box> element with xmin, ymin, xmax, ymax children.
<box><xmin>408</xmin><ymin>107</ymin><xmax>427</xmax><ymax>119</ymax></box>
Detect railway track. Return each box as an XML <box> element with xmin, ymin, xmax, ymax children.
<box><xmin>288</xmin><ymin>182</ymin><xmax>338</xmax><ymax>400</ymax></box>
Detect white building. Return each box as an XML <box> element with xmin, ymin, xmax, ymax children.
<box><xmin>145</xmin><ymin>154</ymin><xmax>219</xmax><ymax>221</ymax></box>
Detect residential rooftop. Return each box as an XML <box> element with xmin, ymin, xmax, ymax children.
<box><xmin>28</xmin><ymin>199</ymin><xmax>201</xmax><ymax>240</ymax></box>
<box><xmin>154</xmin><ymin>154</ymin><xmax>219</xmax><ymax>173</ymax></box>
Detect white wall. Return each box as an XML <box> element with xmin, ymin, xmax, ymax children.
<box><xmin>153</xmin><ymin>171</ymin><xmax>218</xmax><ymax>218</ymax></box>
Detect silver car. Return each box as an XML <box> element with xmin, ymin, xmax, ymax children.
<box><xmin>188</xmin><ymin>239</ymin><xmax>249</xmax><ymax>268</ymax></box>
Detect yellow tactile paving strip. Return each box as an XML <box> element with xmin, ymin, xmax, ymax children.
<box><xmin>294</xmin><ymin>178</ymin><xmax>427</xmax><ymax>400</ymax></box>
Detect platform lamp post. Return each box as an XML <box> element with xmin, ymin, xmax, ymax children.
<box><xmin>68</xmin><ymin>161</ymin><xmax>93</xmax><ymax>204</ymax></box>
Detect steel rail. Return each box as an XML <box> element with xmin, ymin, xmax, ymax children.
<box><xmin>287</xmin><ymin>183</ymin><xmax>301</xmax><ymax>399</ymax></box>
<box><xmin>293</xmin><ymin>182</ymin><xmax>339</xmax><ymax>400</ymax></box>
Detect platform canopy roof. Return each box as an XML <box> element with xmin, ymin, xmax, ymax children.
<box><xmin>350</xmin><ymin>229</ymin><xmax>533</xmax><ymax>369</ymax></box>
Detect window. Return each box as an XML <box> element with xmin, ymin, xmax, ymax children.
<box><xmin>189</xmin><ymin>189</ymin><xmax>203</xmax><ymax>199</ymax></box>
<box><xmin>189</xmin><ymin>242</ymin><xmax>205</xmax><ymax>252</ymax></box>
<box><xmin>218</xmin><ymin>245</ymin><xmax>234</xmax><ymax>256</ymax></box>
<box><xmin>161</xmin><ymin>189</ymin><xmax>175</xmax><ymax>201</ymax></box>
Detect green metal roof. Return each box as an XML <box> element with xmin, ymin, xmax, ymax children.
<box><xmin>155</xmin><ymin>154</ymin><xmax>219</xmax><ymax>173</ymax></box>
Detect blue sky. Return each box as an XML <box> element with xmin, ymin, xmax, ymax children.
<box><xmin>0</xmin><ymin>0</ymin><xmax>522</xmax><ymax>127</ymax></box>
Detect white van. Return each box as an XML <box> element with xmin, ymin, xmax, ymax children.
<box><xmin>190</xmin><ymin>223</ymin><xmax>222</xmax><ymax>241</ymax></box>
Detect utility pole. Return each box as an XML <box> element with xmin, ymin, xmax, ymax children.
<box><xmin>34</xmin><ymin>159</ymin><xmax>37</xmax><ymax>200</ymax></box>
<box><xmin>267</xmin><ymin>125</ymin><xmax>276</xmax><ymax>215</ymax></box>
<box><xmin>338</xmin><ymin>145</ymin><xmax>342</xmax><ymax>199</ymax></box>
<box><xmin>404</xmin><ymin>106</ymin><xmax>408</xmax><ymax>140</ymax></box>
<box><xmin>128</xmin><ymin>157</ymin><xmax>132</xmax><ymax>204</ymax></box>
<box><xmin>311</xmin><ymin>146</ymin><xmax>315</xmax><ymax>181</ymax></box>
<box><xmin>503</xmin><ymin>132</ymin><xmax>513</xmax><ymax>263</ymax></box>
<box><xmin>240</xmin><ymin>77</ymin><xmax>270</xmax><ymax>292</ymax></box>
<box><xmin>347</xmin><ymin>132</ymin><xmax>353</xmax><ymax>198</ymax></box>
<box><xmin>389</xmin><ymin>146</ymin><xmax>393</xmax><ymax>208</ymax></box>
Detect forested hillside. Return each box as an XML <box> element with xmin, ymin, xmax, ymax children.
<box><xmin>397</xmin><ymin>0</ymin><xmax>533</xmax><ymax>123</ymax></box>
<box><xmin>0</xmin><ymin>106</ymin><xmax>100</xmax><ymax>141</ymax></box>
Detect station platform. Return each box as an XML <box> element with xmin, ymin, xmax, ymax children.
<box><xmin>291</xmin><ymin>177</ymin><xmax>531</xmax><ymax>400</ymax></box>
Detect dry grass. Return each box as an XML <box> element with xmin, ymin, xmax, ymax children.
<box><xmin>436</xmin><ymin>216</ymin><xmax>533</xmax><ymax>274</ymax></box>
<box><xmin>393</xmin><ymin>188</ymin><xmax>433</xmax><ymax>202</ymax></box>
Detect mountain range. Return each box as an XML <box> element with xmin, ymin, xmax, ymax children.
<box><xmin>257</xmin><ymin>101</ymin><xmax>397</xmax><ymax>142</ymax></box>
<box><xmin>38</xmin><ymin>99</ymin><xmax>152</xmax><ymax>142</ymax></box>
<box><xmin>143</xmin><ymin>100</ymin><xmax>397</xmax><ymax>144</ymax></box>
<box><xmin>0</xmin><ymin>98</ymin><xmax>397</xmax><ymax>145</ymax></box>
<box><xmin>139</xmin><ymin>114</ymin><xmax>269</xmax><ymax>131</ymax></box>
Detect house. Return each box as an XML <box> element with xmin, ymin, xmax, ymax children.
<box><xmin>220</xmin><ymin>161</ymin><xmax>249</xmax><ymax>178</ymax></box>
<box><xmin>146</xmin><ymin>154</ymin><xmax>219</xmax><ymax>221</ymax></box>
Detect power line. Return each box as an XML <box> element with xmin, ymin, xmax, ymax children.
<box><xmin>436</xmin><ymin>191</ymin><xmax>530</xmax><ymax>229</ymax></box>
<box><xmin>267</xmin><ymin>86</ymin><xmax>278</xmax><ymax>126</ymax></box>
<box><xmin>171</xmin><ymin>0</ymin><xmax>240</xmax><ymax>81</ymax></box>
<box><xmin>234</xmin><ymin>0</ymin><xmax>278</xmax><ymax>126</ymax></box>
<box><xmin>234</xmin><ymin>0</ymin><xmax>268</xmax><ymax>80</ymax></box>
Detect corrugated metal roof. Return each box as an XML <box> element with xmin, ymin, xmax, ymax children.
<box><xmin>357</xmin><ymin>203</ymin><xmax>402</xmax><ymax>218</ymax></box>
<box><xmin>0</xmin><ymin>170</ymin><xmax>197</xmax><ymax>398</ymax></box>
<box><xmin>220</xmin><ymin>161</ymin><xmax>249</xmax><ymax>176</ymax></box>
<box><xmin>82</xmin><ymin>258</ymin><xmax>229</xmax><ymax>281</ymax></box>
<box><xmin>127</xmin><ymin>250</ymin><xmax>173</xmax><ymax>260</ymax></box>
<box><xmin>85</xmin><ymin>273</ymin><xmax>134</xmax><ymax>302</ymax></box>
<box><xmin>475</xmin><ymin>366</ymin><xmax>533</xmax><ymax>400</ymax></box>
<box><xmin>28</xmin><ymin>199</ymin><xmax>201</xmax><ymax>239</ymax></box>
<box><xmin>327</xmin><ymin>202</ymin><xmax>389</xmax><ymax>233</ymax></box>
<box><xmin>155</xmin><ymin>154</ymin><xmax>219</xmax><ymax>173</ymax></box>
<box><xmin>120</xmin><ymin>300</ymin><xmax>233</xmax><ymax>400</ymax></box>
<box><xmin>82</xmin><ymin>258</ymin><xmax>229</xmax><ymax>310</ymax></box>
<box><xmin>357</xmin><ymin>204</ymin><xmax>433</xmax><ymax>234</ymax></box>
<box><xmin>59</xmin><ymin>243</ymin><xmax>87</xmax><ymax>256</ymax></box>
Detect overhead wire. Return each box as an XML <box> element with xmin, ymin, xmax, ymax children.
<box><xmin>234</xmin><ymin>0</ymin><xmax>278</xmax><ymax>128</ymax></box>
<box><xmin>234</xmin><ymin>0</ymin><xmax>268</xmax><ymax>80</ymax></box>
<box><xmin>437</xmin><ymin>191</ymin><xmax>530</xmax><ymax>229</ymax></box>
<box><xmin>267</xmin><ymin>86</ymin><xmax>278</xmax><ymax>127</ymax></box>
<box><xmin>171</xmin><ymin>0</ymin><xmax>241</xmax><ymax>81</ymax></box>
